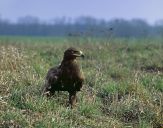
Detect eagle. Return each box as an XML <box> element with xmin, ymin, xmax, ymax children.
<box><xmin>42</xmin><ymin>47</ymin><xmax>85</xmax><ymax>107</ymax></box>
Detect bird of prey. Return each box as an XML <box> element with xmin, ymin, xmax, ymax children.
<box><xmin>42</xmin><ymin>47</ymin><xmax>84</xmax><ymax>107</ymax></box>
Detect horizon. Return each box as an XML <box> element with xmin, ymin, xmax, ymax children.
<box><xmin>0</xmin><ymin>0</ymin><xmax>163</xmax><ymax>25</ymax></box>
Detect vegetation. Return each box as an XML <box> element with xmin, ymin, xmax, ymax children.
<box><xmin>0</xmin><ymin>16</ymin><xmax>163</xmax><ymax>38</ymax></box>
<box><xmin>0</xmin><ymin>36</ymin><xmax>163</xmax><ymax>128</ymax></box>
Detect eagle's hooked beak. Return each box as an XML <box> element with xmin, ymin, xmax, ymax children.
<box><xmin>79</xmin><ymin>51</ymin><xmax>84</xmax><ymax>58</ymax></box>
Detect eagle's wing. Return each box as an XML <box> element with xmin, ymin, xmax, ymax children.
<box><xmin>42</xmin><ymin>66</ymin><xmax>61</xmax><ymax>95</ymax></box>
<box><xmin>75</xmin><ymin>69</ymin><xmax>85</xmax><ymax>91</ymax></box>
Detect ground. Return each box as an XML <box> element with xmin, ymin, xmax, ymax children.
<box><xmin>0</xmin><ymin>36</ymin><xmax>163</xmax><ymax>128</ymax></box>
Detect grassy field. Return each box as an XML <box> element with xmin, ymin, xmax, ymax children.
<box><xmin>0</xmin><ymin>36</ymin><xmax>163</xmax><ymax>128</ymax></box>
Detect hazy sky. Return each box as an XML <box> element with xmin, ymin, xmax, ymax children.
<box><xmin>0</xmin><ymin>0</ymin><xmax>163</xmax><ymax>24</ymax></box>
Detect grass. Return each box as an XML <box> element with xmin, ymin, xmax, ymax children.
<box><xmin>0</xmin><ymin>36</ymin><xmax>163</xmax><ymax>128</ymax></box>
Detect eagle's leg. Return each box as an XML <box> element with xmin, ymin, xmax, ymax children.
<box><xmin>68</xmin><ymin>91</ymin><xmax>77</xmax><ymax>108</ymax></box>
<box><xmin>42</xmin><ymin>86</ymin><xmax>55</xmax><ymax>97</ymax></box>
<box><xmin>43</xmin><ymin>91</ymin><xmax>55</xmax><ymax>98</ymax></box>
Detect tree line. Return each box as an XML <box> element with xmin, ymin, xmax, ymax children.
<box><xmin>0</xmin><ymin>16</ymin><xmax>163</xmax><ymax>38</ymax></box>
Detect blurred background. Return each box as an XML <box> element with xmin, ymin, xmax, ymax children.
<box><xmin>0</xmin><ymin>0</ymin><xmax>163</xmax><ymax>38</ymax></box>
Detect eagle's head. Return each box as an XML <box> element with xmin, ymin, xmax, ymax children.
<box><xmin>64</xmin><ymin>47</ymin><xmax>84</xmax><ymax>60</ymax></box>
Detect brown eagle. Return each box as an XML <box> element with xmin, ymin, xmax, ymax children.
<box><xmin>42</xmin><ymin>47</ymin><xmax>84</xmax><ymax>107</ymax></box>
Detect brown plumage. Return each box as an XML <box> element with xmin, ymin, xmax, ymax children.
<box><xmin>42</xmin><ymin>47</ymin><xmax>84</xmax><ymax>107</ymax></box>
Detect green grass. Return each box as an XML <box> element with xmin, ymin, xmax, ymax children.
<box><xmin>0</xmin><ymin>36</ymin><xmax>163</xmax><ymax>128</ymax></box>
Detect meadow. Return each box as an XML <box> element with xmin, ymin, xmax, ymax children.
<box><xmin>0</xmin><ymin>36</ymin><xmax>163</xmax><ymax>128</ymax></box>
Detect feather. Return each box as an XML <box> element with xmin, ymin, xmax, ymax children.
<box><xmin>42</xmin><ymin>47</ymin><xmax>84</xmax><ymax>107</ymax></box>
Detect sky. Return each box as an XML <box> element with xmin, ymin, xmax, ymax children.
<box><xmin>0</xmin><ymin>0</ymin><xmax>163</xmax><ymax>24</ymax></box>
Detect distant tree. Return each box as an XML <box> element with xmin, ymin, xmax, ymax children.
<box><xmin>155</xmin><ymin>20</ymin><xmax>163</xmax><ymax>26</ymax></box>
<box><xmin>75</xmin><ymin>16</ymin><xmax>98</xmax><ymax>25</ymax></box>
<box><xmin>131</xmin><ymin>19</ymin><xmax>150</xmax><ymax>37</ymax></box>
<box><xmin>0</xmin><ymin>15</ymin><xmax>163</xmax><ymax>37</ymax></box>
<box><xmin>17</xmin><ymin>16</ymin><xmax>40</xmax><ymax>24</ymax></box>
<box><xmin>154</xmin><ymin>20</ymin><xmax>163</xmax><ymax>37</ymax></box>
